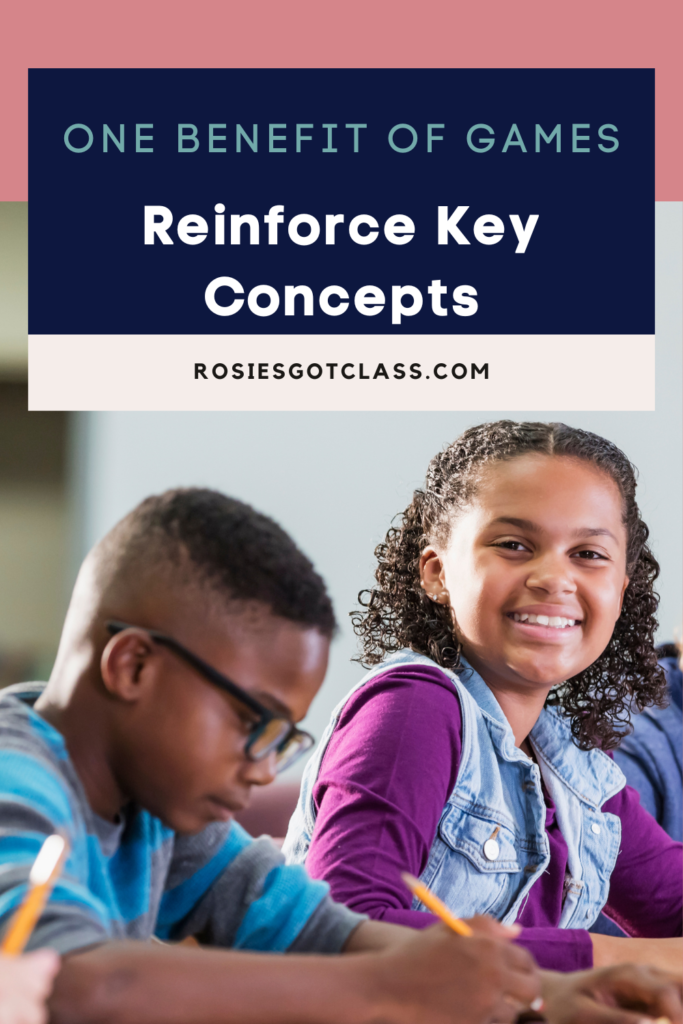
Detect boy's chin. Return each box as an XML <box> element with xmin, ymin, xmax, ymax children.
<box><xmin>155</xmin><ymin>805</ymin><xmax>223</xmax><ymax>835</ymax></box>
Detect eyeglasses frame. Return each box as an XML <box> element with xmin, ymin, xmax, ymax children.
<box><xmin>105</xmin><ymin>619</ymin><xmax>315</xmax><ymax>770</ymax></box>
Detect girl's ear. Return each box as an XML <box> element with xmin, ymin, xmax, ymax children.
<box><xmin>617</xmin><ymin>575</ymin><xmax>630</xmax><ymax>617</ymax></box>
<box><xmin>100</xmin><ymin>629</ymin><xmax>156</xmax><ymax>703</ymax></box>
<box><xmin>419</xmin><ymin>546</ymin><xmax>449</xmax><ymax>604</ymax></box>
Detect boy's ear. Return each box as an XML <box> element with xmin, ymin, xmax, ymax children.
<box><xmin>100</xmin><ymin>629</ymin><xmax>157</xmax><ymax>703</ymax></box>
<box><xmin>419</xmin><ymin>546</ymin><xmax>448</xmax><ymax>603</ymax></box>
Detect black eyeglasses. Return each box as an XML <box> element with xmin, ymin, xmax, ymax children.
<box><xmin>106</xmin><ymin>620</ymin><xmax>315</xmax><ymax>774</ymax></box>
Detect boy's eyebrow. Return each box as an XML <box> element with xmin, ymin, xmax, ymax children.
<box><xmin>488</xmin><ymin>516</ymin><xmax>618</xmax><ymax>542</ymax></box>
<box><xmin>252</xmin><ymin>691</ymin><xmax>293</xmax><ymax>719</ymax></box>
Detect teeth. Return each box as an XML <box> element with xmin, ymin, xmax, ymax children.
<box><xmin>511</xmin><ymin>613</ymin><xmax>577</xmax><ymax>628</ymax></box>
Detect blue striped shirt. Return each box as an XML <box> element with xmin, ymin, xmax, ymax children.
<box><xmin>0</xmin><ymin>685</ymin><xmax>364</xmax><ymax>954</ymax></box>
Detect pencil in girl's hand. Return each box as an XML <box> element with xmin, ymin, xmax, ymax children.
<box><xmin>401</xmin><ymin>872</ymin><xmax>473</xmax><ymax>937</ymax></box>
<box><xmin>1</xmin><ymin>834</ymin><xmax>68</xmax><ymax>955</ymax></box>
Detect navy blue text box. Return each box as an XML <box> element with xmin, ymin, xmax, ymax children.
<box><xmin>29</xmin><ymin>69</ymin><xmax>653</xmax><ymax>335</ymax></box>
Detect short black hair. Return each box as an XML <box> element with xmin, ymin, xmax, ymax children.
<box><xmin>118</xmin><ymin>488</ymin><xmax>336</xmax><ymax>636</ymax></box>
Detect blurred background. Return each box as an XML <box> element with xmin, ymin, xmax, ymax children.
<box><xmin>0</xmin><ymin>203</ymin><xmax>69</xmax><ymax>685</ymax></box>
<box><xmin>2</xmin><ymin>201</ymin><xmax>682</xmax><ymax>788</ymax></box>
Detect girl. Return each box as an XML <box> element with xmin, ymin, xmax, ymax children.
<box><xmin>283</xmin><ymin>421</ymin><xmax>683</xmax><ymax>972</ymax></box>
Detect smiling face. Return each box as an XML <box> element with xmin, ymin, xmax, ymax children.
<box><xmin>420</xmin><ymin>454</ymin><xmax>630</xmax><ymax>697</ymax></box>
<box><xmin>105</xmin><ymin>606</ymin><xmax>329</xmax><ymax>833</ymax></box>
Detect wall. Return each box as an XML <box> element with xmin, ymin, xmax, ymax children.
<box><xmin>0</xmin><ymin>203</ymin><xmax>28</xmax><ymax>375</ymax></box>
<box><xmin>0</xmin><ymin>203</ymin><xmax>71</xmax><ymax>683</ymax></box>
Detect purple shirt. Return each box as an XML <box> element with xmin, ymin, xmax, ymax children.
<box><xmin>307</xmin><ymin>663</ymin><xmax>683</xmax><ymax>971</ymax></box>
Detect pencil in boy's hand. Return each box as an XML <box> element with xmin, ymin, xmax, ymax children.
<box><xmin>402</xmin><ymin>873</ymin><xmax>545</xmax><ymax>1015</ymax></box>
<box><xmin>1</xmin><ymin>834</ymin><xmax>68</xmax><ymax>955</ymax></box>
<box><xmin>401</xmin><ymin>872</ymin><xmax>473</xmax><ymax>937</ymax></box>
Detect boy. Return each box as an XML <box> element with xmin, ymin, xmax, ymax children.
<box><xmin>0</xmin><ymin>490</ymin><xmax>678</xmax><ymax>1024</ymax></box>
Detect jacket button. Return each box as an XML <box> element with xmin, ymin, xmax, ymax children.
<box><xmin>591</xmin><ymin>823</ymin><xmax>601</xmax><ymax>834</ymax></box>
<box><xmin>483</xmin><ymin>838</ymin><xmax>500</xmax><ymax>861</ymax></box>
<box><xmin>524</xmin><ymin>864</ymin><xmax>537</xmax><ymax>874</ymax></box>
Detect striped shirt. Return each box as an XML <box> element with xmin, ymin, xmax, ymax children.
<box><xmin>0</xmin><ymin>684</ymin><xmax>364</xmax><ymax>954</ymax></box>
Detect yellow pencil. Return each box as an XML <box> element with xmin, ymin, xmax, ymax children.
<box><xmin>1</xmin><ymin>834</ymin><xmax>68</xmax><ymax>955</ymax></box>
<box><xmin>401</xmin><ymin>872</ymin><xmax>473</xmax><ymax>937</ymax></box>
<box><xmin>403</xmin><ymin>872</ymin><xmax>547</xmax><ymax>1014</ymax></box>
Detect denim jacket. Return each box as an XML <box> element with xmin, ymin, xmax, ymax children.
<box><xmin>283</xmin><ymin>650</ymin><xmax>626</xmax><ymax>928</ymax></box>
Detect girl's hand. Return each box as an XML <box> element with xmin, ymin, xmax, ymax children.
<box><xmin>591</xmin><ymin>936</ymin><xmax>683</xmax><ymax>975</ymax></box>
<box><xmin>0</xmin><ymin>950</ymin><xmax>60</xmax><ymax>1024</ymax></box>
<box><xmin>540</xmin><ymin>964</ymin><xmax>682</xmax><ymax>1024</ymax></box>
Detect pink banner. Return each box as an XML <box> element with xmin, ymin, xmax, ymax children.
<box><xmin>2</xmin><ymin>0</ymin><xmax>680</xmax><ymax>200</ymax></box>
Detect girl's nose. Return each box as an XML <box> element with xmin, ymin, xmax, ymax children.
<box><xmin>525</xmin><ymin>553</ymin><xmax>577</xmax><ymax>595</ymax></box>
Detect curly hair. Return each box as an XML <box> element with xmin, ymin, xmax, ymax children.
<box><xmin>352</xmin><ymin>421</ymin><xmax>666</xmax><ymax>750</ymax></box>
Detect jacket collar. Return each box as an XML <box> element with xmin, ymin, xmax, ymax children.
<box><xmin>456</xmin><ymin>658</ymin><xmax>623</xmax><ymax>807</ymax></box>
<box><xmin>456</xmin><ymin>658</ymin><xmax>533</xmax><ymax>765</ymax></box>
<box><xmin>530</xmin><ymin>706</ymin><xmax>625</xmax><ymax>809</ymax></box>
<box><xmin>385</xmin><ymin>649</ymin><xmax>624</xmax><ymax>807</ymax></box>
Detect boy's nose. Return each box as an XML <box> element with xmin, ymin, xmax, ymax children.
<box><xmin>241</xmin><ymin>750</ymin><xmax>278</xmax><ymax>787</ymax></box>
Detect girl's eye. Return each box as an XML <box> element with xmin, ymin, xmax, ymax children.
<box><xmin>494</xmin><ymin>540</ymin><xmax>530</xmax><ymax>552</ymax></box>
<box><xmin>574</xmin><ymin>549</ymin><xmax>608</xmax><ymax>560</ymax></box>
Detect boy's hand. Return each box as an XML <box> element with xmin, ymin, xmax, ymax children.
<box><xmin>0</xmin><ymin>950</ymin><xmax>60</xmax><ymax>1024</ymax></box>
<box><xmin>540</xmin><ymin>964</ymin><xmax>682</xmax><ymax>1024</ymax></box>
<box><xmin>467</xmin><ymin>914</ymin><xmax>524</xmax><ymax>940</ymax></box>
<box><xmin>369</xmin><ymin>920</ymin><xmax>541</xmax><ymax>1024</ymax></box>
<box><xmin>344</xmin><ymin>913</ymin><xmax>523</xmax><ymax>953</ymax></box>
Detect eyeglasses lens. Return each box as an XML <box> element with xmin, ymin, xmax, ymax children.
<box><xmin>248</xmin><ymin>717</ymin><xmax>315</xmax><ymax>773</ymax></box>
<box><xmin>249</xmin><ymin>717</ymin><xmax>292</xmax><ymax>759</ymax></box>
<box><xmin>273</xmin><ymin>733</ymin><xmax>314</xmax><ymax>773</ymax></box>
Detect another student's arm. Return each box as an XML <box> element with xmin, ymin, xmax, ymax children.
<box><xmin>0</xmin><ymin>950</ymin><xmax>60</xmax><ymax>1024</ymax></box>
<box><xmin>48</xmin><ymin>926</ymin><xmax>540</xmax><ymax>1024</ymax></box>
